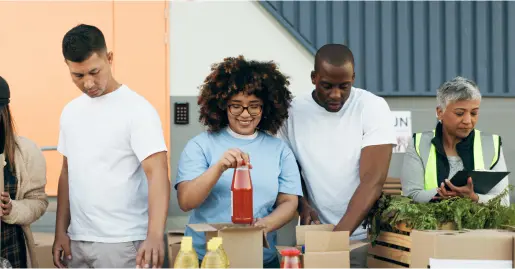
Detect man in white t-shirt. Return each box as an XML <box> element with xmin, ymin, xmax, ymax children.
<box><xmin>51</xmin><ymin>24</ymin><xmax>170</xmax><ymax>268</ymax></box>
<box><xmin>278</xmin><ymin>44</ymin><xmax>396</xmax><ymax>267</ymax></box>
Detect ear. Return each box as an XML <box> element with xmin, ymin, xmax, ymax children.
<box><xmin>436</xmin><ymin>106</ymin><xmax>444</xmax><ymax>121</ymax></box>
<box><xmin>352</xmin><ymin>72</ymin><xmax>356</xmax><ymax>82</ymax></box>
<box><xmin>311</xmin><ymin>71</ymin><xmax>316</xmax><ymax>85</ymax></box>
<box><xmin>107</xmin><ymin>51</ymin><xmax>113</xmax><ymax>65</ymax></box>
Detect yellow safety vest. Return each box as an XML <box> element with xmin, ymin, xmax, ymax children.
<box><xmin>414</xmin><ymin>129</ymin><xmax>500</xmax><ymax>190</ymax></box>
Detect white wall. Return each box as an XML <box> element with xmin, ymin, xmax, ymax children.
<box><xmin>169</xmin><ymin>1</ymin><xmax>314</xmax><ymax>97</ymax></box>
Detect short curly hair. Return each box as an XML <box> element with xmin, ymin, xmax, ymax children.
<box><xmin>198</xmin><ymin>55</ymin><xmax>293</xmax><ymax>135</ymax></box>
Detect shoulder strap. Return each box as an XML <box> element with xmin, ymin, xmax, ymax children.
<box><xmin>414</xmin><ymin>130</ymin><xmax>435</xmax><ymax>167</ymax></box>
<box><xmin>476</xmin><ymin>130</ymin><xmax>501</xmax><ymax>169</ymax></box>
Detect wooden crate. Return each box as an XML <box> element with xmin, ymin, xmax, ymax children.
<box><xmin>367</xmin><ymin>222</ymin><xmax>455</xmax><ymax>268</ymax></box>
<box><xmin>367</xmin><ymin>223</ymin><xmax>411</xmax><ymax>268</ymax></box>
<box><xmin>383</xmin><ymin>177</ymin><xmax>402</xmax><ymax>196</ymax></box>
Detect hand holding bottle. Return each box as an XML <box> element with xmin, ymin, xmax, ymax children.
<box><xmin>217</xmin><ymin>149</ymin><xmax>252</xmax><ymax>172</ymax></box>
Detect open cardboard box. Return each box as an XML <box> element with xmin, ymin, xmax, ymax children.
<box><xmin>276</xmin><ymin>224</ymin><xmax>367</xmax><ymax>268</ymax></box>
<box><xmin>32</xmin><ymin>232</ymin><xmax>55</xmax><ymax>268</ymax></box>
<box><xmin>188</xmin><ymin>223</ymin><xmax>269</xmax><ymax>268</ymax></box>
<box><xmin>410</xmin><ymin>229</ymin><xmax>515</xmax><ymax>268</ymax></box>
<box><xmin>167</xmin><ymin>229</ymin><xmax>185</xmax><ymax>268</ymax></box>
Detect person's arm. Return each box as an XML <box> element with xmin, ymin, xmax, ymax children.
<box><xmin>176</xmin><ymin>159</ymin><xmax>223</xmax><ymax>212</ymax></box>
<box><xmin>2</xmin><ymin>138</ymin><xmax>48</xmax><ymax>225</ymax></box>
<box><xmin>128</xmin><ymin>102</ymin><xmax>169</xmax><ymax>268</ymax></box>
<box><xmin>177</xmin><ymin>145</ymin><xmax>252</xmax><ymax>211</ymax></box>
<box><xmin>334</xmin><ymin>144</ymin><xmax>392</xmax><ymax>233</ymax></box>
<box><xmin>334</xmin><ymin>97</ymin><xmax>395</xmax><ymax>233</ymax></box>
<box><xmin>477</xmin><ymin>146</ymin><xmax>510</xmax><ymax>206</ymax></box>
<box><xmin>55</xmin><ymin>156</ymin><xmax>70</xmax><ymax>232</ymax></box>
<box><xmin>129</xmin><ymin>105</ymin><xmax>169</xmax><ymax>230</ymax></box>
<box><xmin>400</xmin><ymin>137</ymin><xmax>438</xmax><ymax>202</ymax></box>
<box><xmin>255</xmin><ymin>146</ymin><xmax>302</xmax><ymax>232</ymax></box>
<box><xmin>142</xmin><ymin>151</ymin><xmax>170</xmax><ymax>240</ymax></box>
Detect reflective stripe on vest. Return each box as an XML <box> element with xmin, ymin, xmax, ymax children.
<box><xmin>415</xmin><ymin>129</ymin><xmax>500</xmax><ymax>190</ymax></box>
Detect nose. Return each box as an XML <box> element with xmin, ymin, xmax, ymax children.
<box><xmin>240</xmin><ymin>108</ymin><xmax>251</xmax><ymax>117</ymax></box>
<box><xmin>329</xmin><ymin>88</ymin><xmax>342</xmax><ymax>100</ymax></box>
<box><xmin>462</xmin><ymin>113</ymin><xmax>472</xmax><ymax>124</ymax></box>
<box><xmin>84</xmin><ymin>79</ymin><xmax>94</xmax><ymax>90</ymax></box>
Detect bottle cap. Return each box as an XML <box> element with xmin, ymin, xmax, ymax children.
<box><xmin>180</xmin><ymin>237</ymin><xmax>193</xmax><ymax>251</ymax></box>
<box><xmin>207</xmin><ymin>240</ymin><xmax>216</xmax><ymax>251</ymax></box>
<box><xmin>280</xmin><ymin>248</ymin><xmax>301</xmax><ymax>257</ymax></box>
<box><xmin>211</xmin><ymin>237</ymin><xmax>222</xmax><ymax>244</ymax></box>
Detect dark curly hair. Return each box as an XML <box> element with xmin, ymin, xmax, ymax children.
<box><xmin>198</xmin><ymin>55</ymin><xmax>293</xmax><ymax>135</ymax></box>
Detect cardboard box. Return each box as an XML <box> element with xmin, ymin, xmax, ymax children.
<box><xmin>367</xmin><ymin>222</ymin><xmax>456</xmax><ymax>268</ymax></box>
<box><xmin>32</xmin><ymin>232</ymin><xmax>54</xmax><ymax>268</ymax></box>
<box><xmin>303</xmin><ymin>230</ymin><xmax>350</xmax><ymax>268</ymax></box>
<box><xmin>188</xmin><ymin>223</ymin><xmax>268</xmax><ymax>268</ymax></box>
<box><xmin>410</xmin><ymin>229</ymin><xmax>515</xmax><ymax>268</ymax></box>
<box><xmin>167</xmin><ymin>229</ymin><xmax>185</xmax><ymax>268</ymax></box>
<box><xmin>276</xmin><ymin>224</ymin><xmax>366</xmax><ymax>268</ymax></box>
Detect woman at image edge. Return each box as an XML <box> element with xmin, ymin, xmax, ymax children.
<box><xmin>401</xmin><ymin>76</ymin><xmax>510</xmax><ymax>206</ymax></box>
<box><xmin>0</xmin><ymin>76</ymin><xmax>48</xmax><ymax>268</ymax></box>
<box><xmin>175</xmin><ymin>56</ymin><xmax>302</xmax><ymax>267</ymax></box>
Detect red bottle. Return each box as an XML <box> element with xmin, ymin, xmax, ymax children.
<box><xmin>231</xmin><ymin>157</ymin><xmax>253</xmax><ymax>224</ymax></box>
<box><xmin>280</xmin><ymin>248</ymin><xmax>301</xmax><ymax>268</ymax></box>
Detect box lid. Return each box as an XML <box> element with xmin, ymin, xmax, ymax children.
<box><xmin>295</xmin><ymin>224</ymin><xmax>335</xmax><ymax>245</ymax></box>
<box><xmin>167</xmin><ymin>229</ymin><xmax>185</xmax><ymax>245</ymax></box>
<box><xmin>305</xmin><ymin>231</ymin><xmax>349</xmax><ymax>252</ymax></box>
<box><xmin>188</xmin><ymin>223</ymin><xmax>269</xmax><ymax>248</ymax></box>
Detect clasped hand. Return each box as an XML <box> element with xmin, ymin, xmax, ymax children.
<box><xmin>217</xmin><ymin>148</ymin><xmax>252</xmax><ymax>172</ymax></box>
<box><xmin>436</xmin><ymin>176</ymin><xmax>479</xmax><ymax>202</ymax></box>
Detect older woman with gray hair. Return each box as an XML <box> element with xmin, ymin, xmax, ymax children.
<box><xmin>400</xmin><ymin>76</ymin><xmax>509</xmax><ymax>206</ymax></box>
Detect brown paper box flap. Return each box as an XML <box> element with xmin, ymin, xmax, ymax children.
<box><xmin>295</xmin><ymin>224</ymin><xmax>335</xmax><ymax>245</ymax></box>
<box><xmin>188</xmin><ymin>223</ymin><xmax>219</xmax><ymax>232</ymax></box>
<box><xmin>188</xmin><ymin>223</ymin><xmax>269</xmax><ymax>248</ymax></box>
<box><xmin>167</xmin><ymin>229</ymin><xmax>185</xmax><ymax>245</ymax></box>
<box><xmin>349</xmin><ymin>240</ymin><xmax>368</xmax><ymax>251</ymax></box>
<box><xmin>188</xmin><ymin>223</ymin><xmax>258</xmax><ymax>232</ymax></box>
<box><xmin>276</xmin><ymin>245</ymin><xmax>302</xmax><ymax>253</ymax></box>
<box><xmin>305</xmin><ymin>231</ymin><xmax>349</xmax><ymax>252</ymax></box>
<box><xmin>303</xmin><ymin>251</ymin><xmax>349</xmax><ymax>268</ymax></box>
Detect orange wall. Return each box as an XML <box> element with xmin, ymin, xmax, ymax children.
<box><xmin>0</xmin><ymin>1</ymin><xmax>170</xmax><ymax>196</ymax></box>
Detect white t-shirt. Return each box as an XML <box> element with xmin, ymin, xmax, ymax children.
<box><xmin>57</xmin><ymin>85</ymin><xmax>168</xmax><ymax>243</ymax></box>
<box><xmin>278</xmin><ymin>87</ymin><xmax>396</xmax><ymax>240</ymax></box>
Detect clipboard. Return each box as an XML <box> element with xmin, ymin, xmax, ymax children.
<box><xmin>444</xmin><ymin>170</ymin><xmax>510</xmax><ymax>194</ymax></box>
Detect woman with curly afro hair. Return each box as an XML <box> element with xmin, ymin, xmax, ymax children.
<box><xmin>175</xmin><ymin>56</ymin><xmax>302</xmax><ymax>268</ymax></box>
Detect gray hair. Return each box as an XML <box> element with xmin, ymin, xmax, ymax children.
<box><xmin>436</xmin><ymin>76</ymin><xmax>482</xmax><ymax>110</ymax></box>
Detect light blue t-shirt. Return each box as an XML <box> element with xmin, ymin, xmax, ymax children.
<box><xmin>175</xmin><ymin>128</ymin><xmax>303</xmax><ymax>264</ymax></box>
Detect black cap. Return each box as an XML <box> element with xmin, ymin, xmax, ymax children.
<box><xmin>0</xmin><ymin>76</ymin><xmax>10</xmax><ymax>109</ymax></box>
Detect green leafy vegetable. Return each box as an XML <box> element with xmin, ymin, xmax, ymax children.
<box><xmin>363</xmin><ymin>186</ymin><xmax>515</xmax><ymax>244</ymax></box>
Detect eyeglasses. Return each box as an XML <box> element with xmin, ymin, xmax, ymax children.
<box><xmin>228</xmin><ymin>104</ymin><xmax>263</xmax><ymax>116</ymax></box>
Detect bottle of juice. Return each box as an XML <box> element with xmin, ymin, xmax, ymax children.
<box><xmin>212</xmin><ymin>237</ymin><xmax>229</xmax><ymax>268</ymax></box>
<box><xmin>231</xmin><ymin>156</ymin><xmax>253</xmax><ymax>224</ymax></box>
<box><xmin>201</xmin><ymin>240</ymin><xmax>225</xmax><ymax>268</ymax></box>
<box><xmin>173</xmin><ymin>236</ymin><xmax>199</xmax><ymax>268</ymax></box>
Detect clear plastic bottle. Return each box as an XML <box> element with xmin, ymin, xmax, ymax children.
<box><xmin>212</xmin><ymin>237</ymin><xmax>229</xmax><ymax>268</ymax></box>
<box><xmin>0</xmin><ymin>258</ymin><xmax>12</xmax><ymax>269</ymax></box>
<box><xmin>201</xmin><ymin>240</ymin><xmax>225</xmax><ymax>268</ymax></box>
<box><xmin>173</xmin><ymin>236</ymin><xmax>199</xmax><ymax>268</ymax></box>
